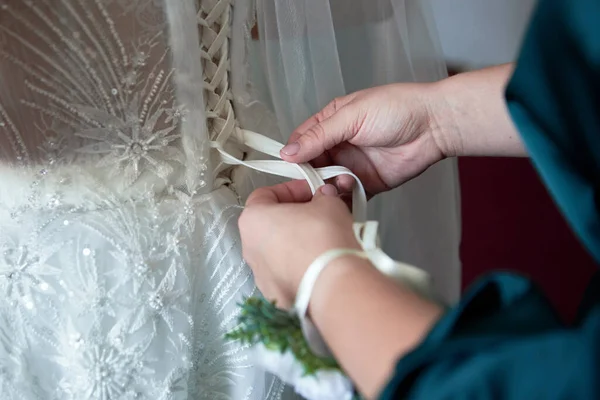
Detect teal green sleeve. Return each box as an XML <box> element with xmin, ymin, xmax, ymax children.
<box><xmin>381</xmin><ymin>0</ymin><xmax>600</xmax><ymax>398</ymax></box>
<box><xmin>380</xmin><ymin>273</ymin><xmax>600</xmax><ymax>399</ymax></box>
<box><xmin>506</xmin><ymin>0</ymin><xmax>600</xmax><ymax>262</ymax></box>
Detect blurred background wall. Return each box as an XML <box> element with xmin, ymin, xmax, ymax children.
<box><xmin>431</xmin><ymin>0</ymin><xmax>536</xmax><ymax>69</ymax></box>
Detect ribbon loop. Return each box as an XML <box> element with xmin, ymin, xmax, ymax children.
<box><xmin>211</xmin><ymin>129</ymin><xmax>368</xmax><ymax>221</ymax></box>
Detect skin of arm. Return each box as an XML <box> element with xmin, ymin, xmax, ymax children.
<box><xmin>308</xmin><ymin>256</ymin><xmax>443</xmax><ymax>399</ymax></box>
<box><xmin>433</xmin><ymin>63</ymin><xmax>527</xmax><ymax>158</ymax></box>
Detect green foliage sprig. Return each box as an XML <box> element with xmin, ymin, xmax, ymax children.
<box><xmin>225</xmin><ymin>296</ymin><xmax>341</xmax><ymax>376</ymax></box>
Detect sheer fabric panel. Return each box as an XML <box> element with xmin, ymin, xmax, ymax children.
<box><xmin>231</xmin><ymin>0</ymin><xmax>461</xmax><ymax>303</ymax></box>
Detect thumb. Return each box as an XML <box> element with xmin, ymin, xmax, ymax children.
<box><xmin>314</xmin><ymin>184</ymin><xmax>338</xmax><ymax>199</ymax></box>
<box><xmin>281</xmin><ymin>107</ymin><xmax>357</xmax><ymax>163</ymax></box>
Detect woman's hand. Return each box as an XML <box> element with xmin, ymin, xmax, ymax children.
<box><xmin>280</xmin><ymin>64</ymin><xmax>526</xmax><ymax>197</ymax></box>
<box><xmin>280</xmin><ymin>83</ymin><xmax>449</xmax><ymax>196</ymax></box>
<box><xmin>238</xmin><ymin>181</ymin><xmax>359</xmax><ymax>309</ymax></box>
<box><xmin>239</xmin><ymin>182</ymin><xmax>442</xmax><ymax>398</ymax></box>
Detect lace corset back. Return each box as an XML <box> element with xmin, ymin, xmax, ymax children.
<box><xmin>0</xmin><ymin>1</ymin><xmax>290</xmax><ymax>399</ymax></box>
<box><xmin>0</xmin><ymin>0</ymin><xmax>210</xmax><ymax>194</ymax></box>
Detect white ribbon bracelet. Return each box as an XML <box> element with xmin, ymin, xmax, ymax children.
<box><xmin>213</xmin><ymin>128</ymin><xmax>435</xmax><ymax>355</ymax></box>
<box><xmin>294</xmin><ymin>248</ymin><xmax>367</xmax><ymax>357</ymax></box>
<box><xmin>293</xmin><ymin>221</ymin><xmax>435</xmax><ymax>357</ymax></box>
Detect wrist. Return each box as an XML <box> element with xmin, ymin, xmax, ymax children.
<box><xmin>426</xmin><ymin>79</ymin><xmax>464</xmax><ymax>158</ymax></box>
<box><xmin>290</xmin><ymin>232</ymin><xmax>362</xmax><ymax>302</ymax></box>
<box><xmin>429</xmin><ymin>64</ymin><xmax>525</xmax><ymax>158</ymax></box>
<box><xmin>307</xmin><ymin>255</ymin><xmax>373</xmax><ymax>319</ymax></box>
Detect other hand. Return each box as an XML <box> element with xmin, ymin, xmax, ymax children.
<box><xmin>238</xmin><ymin>181</ymin><xmax>359</xmax><ymax>309</ymax></box>
<box><xmin>280</xmin><ymin>83</ymin><xmax>449</xmax><ymax>196</ymax></box>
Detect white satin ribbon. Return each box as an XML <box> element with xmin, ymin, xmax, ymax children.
<box><xmin>212</xmin><ymin>128</ymin><xmax>434</xmax><ymax>356</ymax></box>
<box><xmin>293</xmin><ymin>221</ymin><xmax>434</xmax><ymax>357</ymax></box>
<box><xmin>211</xmin><ymin>129</ymin><xmax>367</xmax><ymax>222</ymax></box>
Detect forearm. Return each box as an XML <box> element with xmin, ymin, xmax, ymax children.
<box><xmin>432</xmin><ymin>63</ymin><xmax>527</xmax><ymax>158</ymax></box>
<box><xmin>309</xmin><ymin>256</ymin><xmax>443</xmax><ymax>399</ymax></box>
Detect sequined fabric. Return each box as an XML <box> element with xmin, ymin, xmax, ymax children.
<box><xmin>0</xmin><ymin>1</ymin><xmax>287</xmax><ymax>398</ymax></box>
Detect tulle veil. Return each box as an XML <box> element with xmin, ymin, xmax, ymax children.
<box><xmin>228</xmin><ymin>0</ymin><xmax>461</xmax><ymax>303</ymax></box>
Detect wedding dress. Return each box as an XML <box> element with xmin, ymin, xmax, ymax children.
<box><xmin>0</xmin><ymin>0</ymin><xmax>459</xmax><ymax>399</ymax></box>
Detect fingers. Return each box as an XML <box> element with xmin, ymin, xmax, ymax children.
<box><xmin>315</xmin><ymin>184</ymin><xmax>338</xmax><ymax>198</ymax></box>
<box><xmin>335</xmin><ymin>175</ymin><xmax>356</xmax><ymax>193</ymax></box>
<box><xmin>288</xmin><ymin>131</ymin><xmax>333</xmax><ymax>169</ymax></box>
<box><xmin>245</xmin><ymin>180</ymin><xmax>313</xmax><ymax>207</ymax></box>
<box><xmin>246</xmin><ymin>181</ymin><xmax>341</xmax><ymax>210</ymax></box>
<box><xmin>282</xmin><ymin>97</ymin><xmax>359</xmax><ymax>163</ymax></box>
<box><xmin>282</xmin><ymin>107</ymin><xmax>358</xmax><ymax>163</ymax></box>
<box><xmin>313</xmin><ymin>184</ymin><xmax>354</xmax><ymax>217</ymax></box>
<box><xmin>291</xmin><ymin>94</ymin><xmax>356</xmax><ymax>141</ymax></box>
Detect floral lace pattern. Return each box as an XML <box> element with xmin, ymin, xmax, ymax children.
<box><xmin>0</xmin><ymin>0</ymin><xmax>287</xmax><ymax>399</ymax></box>
<box><xmin>0</xmin><ymin>0</ymin><xmax>203</xmax><ymax>191</ymax></box>
<box><xmin>0</xmin><ymin>180</ymin><xmax>286</xmax><ymax>399</ymax></box>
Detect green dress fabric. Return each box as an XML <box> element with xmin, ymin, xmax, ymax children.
<box><xmin>381</xmin><ymin>0</ymin><xmax>600</xmax><ymax>398</ymax></box>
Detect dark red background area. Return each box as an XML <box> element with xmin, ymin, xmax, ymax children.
<box><xmin>458</xmin><ymin>157</ymin><xmax>597</xmax><ymax>322</ymax></box>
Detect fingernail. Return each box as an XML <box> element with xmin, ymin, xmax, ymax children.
<box><xmin>281</xmin><ymin>142</ymin><xmax>300</xmax><ymax>156</ymax></box>
<box><xmin>320</xmin><ymin>184</ymin><xmax>338</xmax><ymax>196</ymax></box>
